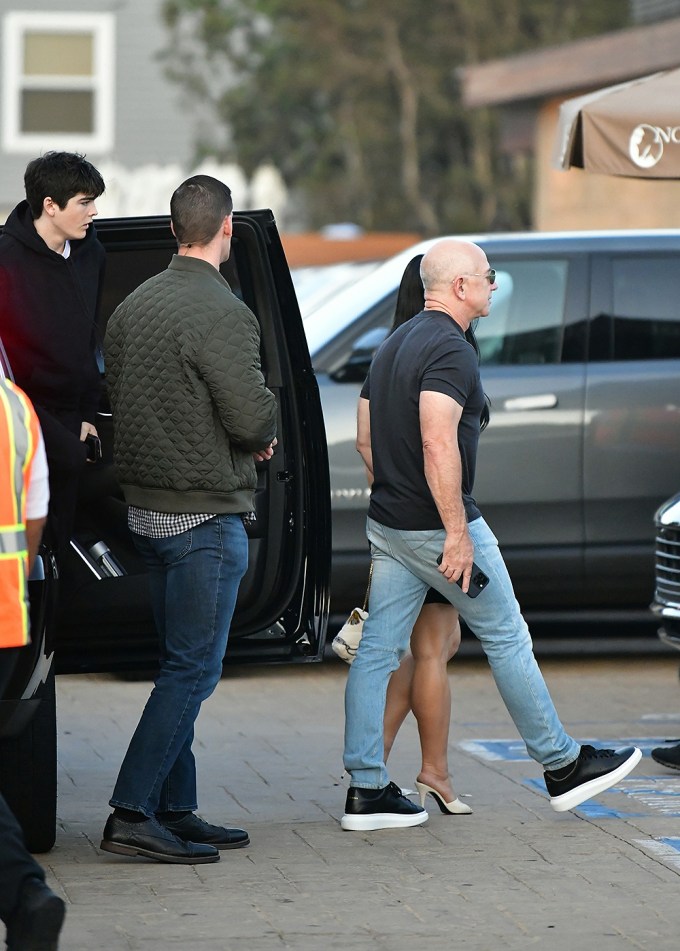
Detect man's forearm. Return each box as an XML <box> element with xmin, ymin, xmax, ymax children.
<box><xmin>26</xmin><ymin>517</ymin><xmax>46</xmax><ymax>572</ymax></box>
<box><xmin>423</xmin><ymin>441</ymin><xmax>467</xmax><ymax>535</ymax></box>
<box><xmin>424</xmin><ymin>442</ymin><xmax>474</xmax><ymax>586</ymax></box>
<box><xmin>357</xmin><ymin>444</ymin><xmax>374</xmax><ymax>482</ymax></box>
<box><xmin>356</xmin><ymin>396</ymin><xmax>373</xmax><ymax>482</ymax></box>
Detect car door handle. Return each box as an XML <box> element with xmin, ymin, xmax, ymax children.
<box><xmin>503</xmin><ymin>394</ymin><xmax>558</xmax><ymax>411</ymax></box>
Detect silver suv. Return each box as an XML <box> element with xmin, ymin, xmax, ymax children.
<box><xmin>304</xmin><ymin>231</ymin><xmax>680</xmax><ymax>619</ymax></box>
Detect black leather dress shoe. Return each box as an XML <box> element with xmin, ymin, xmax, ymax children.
<box><xmin>6</xmin><ymin>877</ymin><xmax>65</xmax><ymax>951</ymax></box>
<box><xmin>651</xmin><ymin>741</ymin><xmax>680</xmax><ymax>770</ymax></box>
<box><xmin>100</xmin><ymin>814</ymin><xmax>220</xmax><ymax>864</ymax></box>
<box><xmin>160</xmin><ymin>813</ymin><xmax>250</xmax><ymax>849</ymax></box>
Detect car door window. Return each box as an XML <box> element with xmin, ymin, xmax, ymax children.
<box><xmin>477</xmin><ymin>260</ymin><xmax>569</xmax><ymax>366</ymax></box>
<box><xmin>473</xmin><ymin>255</ymin><xmax>585</xmax><ymax>587</ymax></box>
<box><xmin>583</xmin><ymin>252</ymin><xmax>680</xmax><ymax>600</ymax></box>
<box><xmin>313</xmin><ymin>294</ymin><xmax>395</xmax><ymax>376</ymax></box>
<box><xmin>609</xmin><ymin>256</ymin><xmax>680</xmax><ymax>360</ymax></box>
<box><xmin>316</xmin><ymin>257</ymin><xmax>572</xmax><ymax>376</ymax></box>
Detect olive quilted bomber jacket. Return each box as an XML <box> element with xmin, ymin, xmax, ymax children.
<box><xmin>104</xmin><ymin>255</ymin><xmax>277</xmax><ymax>514</ymax></box>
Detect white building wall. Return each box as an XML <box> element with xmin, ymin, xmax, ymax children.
<box><xmin>0</xmin><ymin>0</ymin><xmax>289</xmax><ymax>222</ymax></box>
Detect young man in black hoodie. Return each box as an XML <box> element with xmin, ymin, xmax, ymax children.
<box><xmin>0</xmin><ymin>151</ymin><xmax>106</xmax><ymax>561</ymax></box>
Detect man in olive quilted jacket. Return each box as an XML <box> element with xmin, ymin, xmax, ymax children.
<box><xmin>101</xmin><ymin>175</ymin><xmax>277</xmax><ymax>865</ymax></box>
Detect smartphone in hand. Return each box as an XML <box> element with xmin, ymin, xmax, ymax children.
<box><xmin>437</xmin><ymin>553</ymin><xmax>489</xmax><ymax>599</ymax></box>
<box><xmin>85</xmin><ymin>433</ymin><xmax>102</xmax><ymax>462</ymax></box>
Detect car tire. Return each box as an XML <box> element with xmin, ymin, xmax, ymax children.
<box><xmin>0</xmin><ymin>665</ymin><xmax>57</xmax><ymax>853</ymax></box>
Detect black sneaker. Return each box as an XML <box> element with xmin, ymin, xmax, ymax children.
<box><xmin>651</xmin><ymin>742</ymin><xmax>680</xmax><ymax>771</ymax></box>
<box><xmin>544</xmin><ymin>744</ymin><xmax>641</xmax><ymax>812</ymax></box>
<box><xmin>340</xmin><ymin>782</ymin><xmax>428</xmax><ymax>831</ymax></box>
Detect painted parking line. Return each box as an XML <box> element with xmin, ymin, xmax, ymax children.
<box><xmin>459</xmin><ymin>739</ymin><xmax>529</xmax><ymax>761</ymax></box>
<box><xmin>616</xmin><ymin>777</ymin><xmax>680</xmax><ymax>815</ymax></box>
<box><xmin>635</xmin><ymin>838</ymin><xmax>680</xmax><ymax>872</ymax></box>
<box><xmin>460</xmin><ymin>738</ymin><xmax>677</xmax><ymax>762</ymax></box>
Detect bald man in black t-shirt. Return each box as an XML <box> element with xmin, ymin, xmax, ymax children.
<box><xmin>341</xmin><ymin>238</ymin><xmax>640</xmax><ymax>833</ymax></box>
<box><xmin>363</xmin><ymin>310</ymin><xmax>484</xmax><ymax>531</ymax></box>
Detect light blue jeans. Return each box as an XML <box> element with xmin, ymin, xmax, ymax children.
<box><xmin>343</xmin><ymin>516</ymin><xmax>580</xmax><ymax>788</ymax></box>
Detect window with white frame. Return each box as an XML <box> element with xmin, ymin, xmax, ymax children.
<box><xmin>2</xmin><ymin>11</ymin><xmax>115</xmax><ymax>154</ymax></box>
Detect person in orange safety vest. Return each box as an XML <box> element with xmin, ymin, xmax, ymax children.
<box><xmin>0</xmin><ymin>376</ymin><xmax>65</xmax><ymax>951</ymax></box>
<box><xmin>0</xmin><ymin>377</ymin><xmax>43</xmax><ymax>647</ymax></box>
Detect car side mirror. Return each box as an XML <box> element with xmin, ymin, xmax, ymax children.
<box><xmin>330</xmin><ymin>327</ymin><xmax>389</xmax><ymax>383</ymax></box>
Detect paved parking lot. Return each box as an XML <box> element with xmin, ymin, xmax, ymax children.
<box><xmin>41</xmin><ymin>651</ymin><xmax>680</xmax><ymax>949</ymax></box>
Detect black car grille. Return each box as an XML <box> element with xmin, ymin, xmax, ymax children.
<box><xmin>656</xmin><ymin>524</ymin><xmax>680</xmax><ymax>605</ymax></box>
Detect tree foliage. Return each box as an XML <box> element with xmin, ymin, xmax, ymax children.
<box><xmin>161</xmin><ymin>0</ymin><xmax>630</xmax><ymax>233</ymax></box>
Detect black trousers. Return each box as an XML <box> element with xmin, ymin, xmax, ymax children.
<box><xmin>35</xmin><ymin>406</ymin><xmax>87</xmax><ymax>565</ymax></box>
<box><xmin>0</xmin><ymin>654</ymin><xmax>44</xmax><ymax>926</ymax></box>
<box><xmin>0</xmin><ymin>792</ymin><xmax>44</xmax><ymax>925</ymax></box>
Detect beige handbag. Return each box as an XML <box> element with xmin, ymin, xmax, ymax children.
<box><xmin>331</xmin><ymin>562</ymin><xmax>373</xmax><ymax>664</ymax></box>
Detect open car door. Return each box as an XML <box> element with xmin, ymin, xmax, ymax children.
<box><xmin>55</xmin><ymin>211</ymin><xmax>331</xmax><ymax>672</ymax></box>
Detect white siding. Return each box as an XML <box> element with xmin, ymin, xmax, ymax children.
<box><xmin>0</xmin><ymin>0</ymin><xmax>199</xmax><ymax>215</ymax></box>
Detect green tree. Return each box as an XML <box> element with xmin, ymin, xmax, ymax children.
<box><xmin>161</xmin><ymin>0</ymin><xmax>629</xmax><ymax>233</ymax></box>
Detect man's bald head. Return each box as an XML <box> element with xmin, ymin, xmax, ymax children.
<box><xmin>420</xmin><ymin>239</ymin><xmax>485</xmax><ymax>293</ymax></box>
<box><xmin>419</xmin><ymin>238</ymin><xmax>496</xmax><ymax>327</ymax></box>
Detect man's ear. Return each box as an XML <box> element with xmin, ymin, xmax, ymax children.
<box><xmin>42</xmin><ymin>197</ymin><xmax>57</xmax><ymax>218</ymax></box>
<box><xmin>170</xmin><ymin>220</ymin><xmax>176</xmax><ymax>238</ymax></box>
<box><xmin>223</xmin><ymin>214</ymin><xmax>233</xmax><ymax>237</ymax></box>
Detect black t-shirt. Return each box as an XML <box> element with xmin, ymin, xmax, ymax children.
<box><xmin>362</xmin><ymin>310</ymin><xmax>484</xmax><ymax>530</ymax></box>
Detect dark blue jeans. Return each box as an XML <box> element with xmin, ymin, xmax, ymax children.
<box><xmin>109</xmin><ymin>515</ymin><xmax>248</xmax><ymax>816</ymax></box>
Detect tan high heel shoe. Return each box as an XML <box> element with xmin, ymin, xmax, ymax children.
<box><xmin>415</xmin><ymin>780</ymin><xmax>472</xmax><ymax>815</ymax></box>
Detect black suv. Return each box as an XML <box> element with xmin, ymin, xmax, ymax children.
<box><xmin>0</xmin><ymin>212</ymin><xmax>331</xmax><ymax>852</ymax></box>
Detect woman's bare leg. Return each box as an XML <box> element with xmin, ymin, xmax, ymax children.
<box><xmin>383</xmin><ymin>603</ymin><xmax>461</xmax><ymax>790</ymax></box>
<box><xmin>384</xmin><ymin>653</ymin><xmax>415</xmax><ymax>762</ymax></box>
<box><xmin>410</xmin><ymin>604</ymin><xmax>461</xmax><ymax>802</ymax></box>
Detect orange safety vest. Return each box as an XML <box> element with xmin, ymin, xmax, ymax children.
<box><xmin>0</xmin><ymin>378</ymin><xmax>40</xmax><ymax>648</ymax></box>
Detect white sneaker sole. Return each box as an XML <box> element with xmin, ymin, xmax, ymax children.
<box><xmin>340</xmin><ymin>810</ymin><xmax>429</xmax><ymax>831</ymax></box>
<box><xmin>549</xmin><ymin>747</ymin><xmax>642</xmax><ymax>812</ymax></box>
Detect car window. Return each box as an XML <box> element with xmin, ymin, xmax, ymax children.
<box><xmin>314</xmin><ymin>256</ymin><xmax>571</xmax><ymax>376</ymax></box>
<box><xmin>609</xmin><ymin>256</ymin><xmax>680</xmax><ymax>360</ymax></box>
<box><xmin>477</xmin><ymin>260</ymin><xmax>568</xmax><ymax>366</ymax></box>
<box><xmin>98</xmin><ymin>248</ymin><xmax>245</xmax><ymax>327</ymax></box>
<box><xmin>96</xmin><ymin>239</ymin><xmax>249</xmax><ymax>360</ymax></box>
<box><xmin>313</xmin><ymin>292</ymin><xmax>397</xmax><ymax>375</ymax></box>
<box><xmin>293</xmin><ymin>262</ymin><xmax>381</xmax><ymax>316</ymax></box>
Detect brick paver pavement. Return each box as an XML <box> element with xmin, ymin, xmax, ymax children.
<box><xmin>38</xmin><ymin>654</ymin><xmax>680</xmax><ymax>949</ymax></box>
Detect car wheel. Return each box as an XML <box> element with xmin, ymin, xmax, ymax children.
<box><xmin>0</xmin><ymin>666</ymin><xmax>57</xmax><ymax>853</ymax></box>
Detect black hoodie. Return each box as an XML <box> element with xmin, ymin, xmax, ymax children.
<box><xmin>0</xmin><ymin>200</ymin><xmax>105</xmax><ymax>468</ymax></box>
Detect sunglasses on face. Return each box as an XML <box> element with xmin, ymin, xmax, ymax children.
<box><xmin>466</xmin><ymin>269</ymin><xmax>496</xmax><ymax>284</ymax></box>
<box><xmin>485</xmin><ymin>269</ymin><xmax>496</xmax><ymax>284</ymax></box>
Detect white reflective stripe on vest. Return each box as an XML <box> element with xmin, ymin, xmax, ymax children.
<box><xmin>0</xmin><ymin>524</ymin><xmax>27</xmax><ymax>555</ymax></box>
<box><xmin>0</xmin><ymin>380</ymin><xmax>32</xmax><ymax>647</ymax></box>
<box><xmin>0</xmin><ymin>382</ymin><xmax>29</xmax><ymax>522</ymax></box>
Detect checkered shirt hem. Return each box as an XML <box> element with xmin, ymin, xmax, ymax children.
<box><xmin>127</xmin><ymin>506</ymin><xmax>215</xmax><ymax>538</ymax></box>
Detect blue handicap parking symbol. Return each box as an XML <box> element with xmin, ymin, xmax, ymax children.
<box><xmin>459</xmin><ymin>739</ymin><xmax>529</xmax><ymax>761</ymax></box>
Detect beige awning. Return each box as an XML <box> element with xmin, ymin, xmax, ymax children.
<box><xmin>553</xmin><ymin>68</ymin><xmax>680</xmax><ymax>178</ymax></box>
